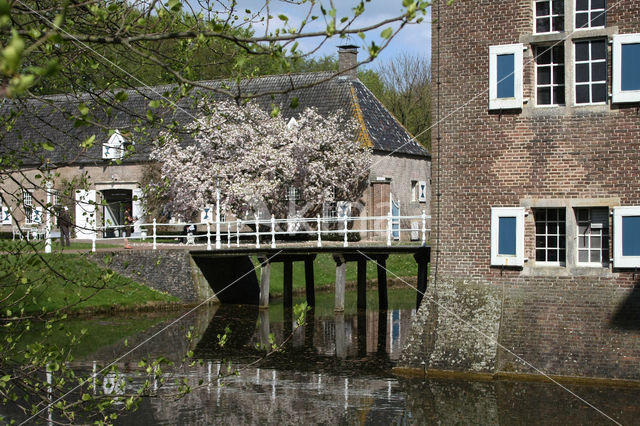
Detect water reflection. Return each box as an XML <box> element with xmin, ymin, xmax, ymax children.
<box><xmin>5</xmin><ymin>290</ymin><xmax>640</xmax><ymax>425</ymax></box>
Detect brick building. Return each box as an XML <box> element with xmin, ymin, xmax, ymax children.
<box><xmin>402</xmin><ymin>1</ymin><xmax>640</xmax><ymax>380</ymax></box>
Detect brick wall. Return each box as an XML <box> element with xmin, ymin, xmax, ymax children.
<box><xmin>404</xmin><ymin>0</ymin><xmax>640</xmax><ymax>379</ymax></box>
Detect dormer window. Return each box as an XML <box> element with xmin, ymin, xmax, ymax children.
<box><xmin>102</xmin><ymin>130</ymin><xmax>131</xmax><ymax>160</ymax></box>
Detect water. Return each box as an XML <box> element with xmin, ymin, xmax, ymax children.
<box><xmin>5</xmin><ymin>289</ymin><xmax>640</xmax><ymax>424</ymax></box>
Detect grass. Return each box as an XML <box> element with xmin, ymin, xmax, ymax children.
<box><xmin>0</xmin><ymin>252</ymin><xmax>179</xmax><ymax>315</ymax></box>
<box><xmin>259</xmin><ymin>253</ymin><xmax>419</xmax><ymax>295</ymax></box>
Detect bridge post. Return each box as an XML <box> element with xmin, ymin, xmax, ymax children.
<box><xmin>357</xmin><ymin>259</ymin><xmax>367</xmax><ymax>311</ymax></box>
<box><xmin>305</xmin><ymin>257</ymin><xmax>315</xmax><ymax>307</ymax></box>
<box><xmin>283</xmin><ymin>260</ymin><xmax>293</xmax><ymax>308</ymax></box>
<box><xmin>271</xmin><ymin>215</ymin><xmax>276</xmax><ymax>248</ymax></box>
<box><xmin>152</xmin><ymin>218</ymin><xmax>157</xmax><ymax>250</ymax></box>
<box><xmin>316</xmin><ymin>215</ymin><xmax>322</xmax><ymax>247</ymax></box>
<box><xmin>343</xmin><ymin>217</ymin><xmax>348</xmax><ymax>247</ymax></box>
<box><xmin>376</xmin><ymin>256</ymin><xmax>389</xmax><ymax>311</ymax></box>
<box><xmin>258</xmin><ymin>257</ymin><xmax>270</xmax><ymax>308</ymax></box>
<box><xmin>421</xmin><ymin>210</ymin><xmax>427</xmax><ymax>245</ymax></box>
<box><xmin>387</xmin><ymin>212</ymin><xmax>392</xmax><ymax>246</ymax></box>
<box><xmin>333</xmin><ymin>254</ymin><xmax>346</xmax><ymax>312</ymax></box>
<box><xmin>335</xmin><ymin>312</ymin><xmax>346</xmax><ymax>359</ymax></box>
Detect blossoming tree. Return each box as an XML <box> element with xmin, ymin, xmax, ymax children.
<box><xmin>150</xmin><ymin>100</ymin><xmax>372</xmax><ymax>221</ymax></box>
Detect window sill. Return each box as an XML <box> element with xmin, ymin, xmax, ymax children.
<box><xmin>522</xmin><ymin>264</ymin><xmax>614</xmax><ymax>277</ymax></box>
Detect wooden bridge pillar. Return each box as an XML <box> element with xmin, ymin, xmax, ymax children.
<box><xmin>283</xmin><ymin>260</ymin><xmax>293</xmax><ymax>308</ymax></box>
<box><xmin>258</xmin><ymin>257</ymin><xmax>270</xmax><ymax>308</ymax></box>
<box><xmin>333</xmin><ymin>254</ymin><xmax>346</xmax><ymax>312</ymax></box>
<box><xmin>357</xmin><ymin>259</ymin><xmax>367</xmax><ymax>311</ymax></box>
<box><xmin>376</xmin><ymin>256</ymin><xmax>389</xmax><ymax>311</ymax></box>
<box><xmin>305</xmin><ymin>258</ymin><xmax>315</xmax><ymax>307</ymax></box>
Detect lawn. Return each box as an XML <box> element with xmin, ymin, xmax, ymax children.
<box><xmin>0</xmin><ymin>251</ymin><xmax>179</xmax><ymax>315</ymax></box>
<box><xmin>261</xmin><ymin>253</ymin><xmax>420</xmax><ymax>295</ymax></box>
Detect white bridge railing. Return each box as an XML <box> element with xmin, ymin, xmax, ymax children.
<box><xmin>85</xmin><ymin>212</ymin><xmax>431</xmax><ymax>252</ymax></box>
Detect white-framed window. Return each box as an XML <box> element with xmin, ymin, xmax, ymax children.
<box><xmin>612</xmin><ymin>34</ymin><xmax>640</xmax><ymax>103</ymax></box>
<box><xmin>575</xmin><ymin>0</ymin><xmax>606</xmax><ymax>30</ymax></box>
<box><xmin>490</xmin><ymin>207</ymin><xmax>525</xmax><ymax>266</ymax></box>
<box><xmin>489</xmin><ymin>44</ymin><xmax>524</xmax><ymax>110</ymax></box>
<box><xmin>576</xmin><ymin>207</ymin><xmax>609</xmax><ymax>266</ymax></box>
<box><xmin>536</xmin><ymin>45</ymin><xmax>565</xmax><ymax>106</ymax></box>
<box><xmin>285</xmin><ymin>186</ymin><xmax>300</xmax><ymax>201</ymax></box>
<box><xmin>535</xmin><ymin>0</ymin><xmax>565</xmax><ymax>34</ymax></box>
<box><xmin>613</xmin><ymin>206</ymin><xmax>640</xmax><ymax>268</ymax></box>
<box><xmin>23</xmin><ymin>190</ymin><xmax>34</xmax><ymax>224</ymax></box>
<box><xmin>411</xmin><ymin>180</ymin><xmax>418</xmax><ymax>202</ymax></box>
<box><xmin>323</xmin><ymin>201</ymin><xmax>337</xmax><ymax>219</ymax></box>
<box><xmin>534</xmin><ymin>207</ymin><xmax>566</xmax><ymax>265</ymax></box>
<box><xmin>575</xmin><ymin>39</ymin><xmax>608</xmax><ymax>104</ymax></box>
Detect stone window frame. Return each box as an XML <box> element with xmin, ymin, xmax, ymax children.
<box><xmin>490</xmin><ymin>207</ymin><xmax>526</xmax><ymax>267</ymax></box>
<box><xmin>521</xmin><ymin>198</ymin><xmax>618</xmax><ymax>277</ymax></box>
<box><xmin>574</xmin><ymin>0</ymin><xmax>606</xmax><ymax>31</ymax></box>
<box><xmin>575</xmin><ymin>206</ymin><xmax>609</xmax><ymax>267</ymax></box>
<box><xmin>534</xmin><ymin>0</ymin><xmax>565</xmax><ymax>34</ymax></box>
<box><xmin>535</xmin><ymin>44</ymin><xmax>566</xmax><ymax>106</ymax></box>
<box><xmin>612</xmin><ymin>33</ymin><xmax>640</xmax><ymax>103</ymax></box>
<box><xmin>523</xmin><ymin>0</ymin><xmax>618</xmax><ymax>113</ymax></box>
<box><xmin>534</xmin><ymin>207</ymin><xmax>567</xmax><ymax>266</ymax></box>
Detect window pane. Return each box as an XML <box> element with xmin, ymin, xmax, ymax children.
<box><xmin>536</xmin><ymin>1</ymin><xmax>550</xmax><ymax>16</ymax></box>
<box><xmin>554</xmin><ymin>87</ymin><xmax>565</xmax><ymax>104</ymax></box>
<box><xmin>536</xmin><ymin>236</ymin><xmax>547</xmax><ymax>247</ymax></box>
<box><xmin>579</xmin><ymin>235</ymin><xmax>588</xmax><ymax>248</ymax></box>
<box><xmin>537</xmin><ymin>49</ymin><xmax>551</xmax><ymax>64</ymax></box>
<box><xmin>576</xmin><ymin>0</ymin><xmax>589</xmax><ymax>10</ymax></box>
<box><xmin>576</xmin><ymin>42</ymin><xmax>589</xmax><ymax>61</ymax></box>
<box><xmin>537</xmin><ymin>249</ymin><xmax>546</xmax><ymax>261</ymax></box>
<box><xmin>576</xmin><ymin>13</ymin><xmax>589</xmax><ymax>28</ymax></box>
<box><xmin>559</xmin><ymin>221</ymin><xmax>566</xmax><ymax>234</ymax></box>
<box><xmin>591</xmin><ymin>250</ymin><xmax>601</xmax><ymax>263</ymax></box>
<box><xmin>579</xmin><ymin>250</ymin><xmax>589</xmax><ymax>262</ymax></box>
<box><xmin>621</xmin><ymin>43</ymin><xmax>640</xmax><ymax>91</ymax></box>
<box><xmin>559</xmin><ymin>236</ymin><xmax>566</xmax><ymax>248</ymax></box>
<box><xmin>592</xmin><ymin>0</ymin><xmax>605</xmax><ymax>8</ymax></box>
<box><xmin>558</xmin><ymin>208</ymin><xmax>565</xmax><ymax>220</ymax></box>
<box><xmin>552</xmin><ymin>16</ymin><xmax>564</xmax><ymax>32</ymax></box>
<box><xmin>592</xmin><ymin>83</ymin><xmax>607</xmax><ymax>102</ymax></box>
<box><xmin>552</xmin><ymin>0</ymin><xmax>564</xmax><ymax>14</ymax></box>
<box><xmin>538</xmin><ymin>66</ymin><xmax>551</xmax><ymax>84</ymax></box>
<box><xmin>591</xmin><ymin>12</ymin><xmax>605</xmax><ymax>27</ymax></box>
<box><xmin>592</xmin><ymin>40</ymin><xmax>607</xmax><ymax>60</ymax></box>
<box><xmin>548</xmin><ymin>208</ymin><xmax>557</xmax><ymax>221</ymax></box>
<box><xmin>497</xmin><ymin>54</ymin><xmax>515</xmax><ymax>98</ymax></box>
<box><xmin>548</xmin><ymin>236</ymin><xmax>558</xmax><ymax>247</ymax></box>
<box><xmin>549</xmin><ymin>250</ymin><xmax>558</xmax><ymax>261</ymax></box>
<box><xmin>576</xmin><ymin>84</ymin><xmax>590</xmax><ymax>103</ymax></box>
<box><xmin>622</xmin><ymin>216</ymin><xmax>640</xmax><ymax>256</ymax></box>
<box><xmin>592</xmin><ymin>61</ymin><xmax>607</xmax><ymax>81</ymax></box>
<box><xmin>498</xmin><ymin>216</ymin><xmax>517</xmax><ymax>255</ymax></box>
<box><xmin>559</xmin><ymin>250</ymin><xmax>566</xmax><ymax>262</ymax></box>
<box><xmin>591</xmin><ymin>236</ymin><xmax>601</xmax><ymax>247</ymax></box>
<box><xmin>576</xmin><ymin>63</ymin><xmax>590</xmax><ymax>82</ymax></box>
<box><xmin>538</xmin><ymin>87</ymin><xmax>551</xmax><ymax>105</ymax></box>
<box><xmin>536</xmin><ymin>222</ymin><xmax>546</xmax><ymax>234</ymax></box>
<box><xmin>537</xmin><ymin>18</ymin><xmax>550</xmax><ymax>33</ymax></box>
<box><xmin>553</xmin><ymin>47</ymin><xmax>564</xmax><ymax>64</ymax></box>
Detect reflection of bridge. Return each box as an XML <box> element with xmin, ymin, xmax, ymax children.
<box><xmin>190</xmin><ymin>246</ymin><xmax>430</xmax><ymax>311</ymax></box>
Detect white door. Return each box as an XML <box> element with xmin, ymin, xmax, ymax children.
<box><xmin>75</xmin><ymin>190</ymin><xmax>96</xmax><ymax>239</ymax></box>
<box><xmin>132</xmin><ymin>188</ymin><xmax>144</xmax><ymax>235</ymax></box>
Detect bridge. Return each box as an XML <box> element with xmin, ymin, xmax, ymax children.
<box><xmin>76</xmin><ymin>213</ymin><xmax>432</xmax><ymax>310</ymax></box>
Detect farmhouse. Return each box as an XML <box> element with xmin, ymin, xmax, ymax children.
<box><xmin>0</xmin><ymin>46</ymin><xmax>430</xmax><ymax>240</ymax></box>
<box><xmin>402</xmin><ymin>0</ymin><xmax>640</xmax><ymax>381</ymax></box>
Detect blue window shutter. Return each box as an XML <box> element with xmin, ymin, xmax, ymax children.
<box><xmin>622</xmin><ymin>216</ymin><xmax>640</xmax><ymax>256</ymax></box>
<box><xmin>497</xmin><ymin>54</ymin><xmax>515</xmax><ymax>98</ymax></box>
<box><xmin>621</xmin><ymin>43</ymin><xmax>640</xmax><ymax>91</ymax></box>
<box><xmin>498</xmin><ymin>216</ymin><xmax>517</xmax><ymax>255</ymax></box>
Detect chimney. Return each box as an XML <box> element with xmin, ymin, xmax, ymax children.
<box><xmin>338</xmin><ymin>45</ymin><xmax>358</xmax><ymax>78</ymax></box>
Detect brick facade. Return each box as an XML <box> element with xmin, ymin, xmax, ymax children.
<box><xmin>402</xmin><ymin>0</ymin><xmax>640</xmax><ymax>380</ymax></box>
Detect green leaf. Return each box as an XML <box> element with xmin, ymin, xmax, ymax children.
<box><xmin>289</xmin><ymin>97</ymin><xmax>299</xmax><ymax>109</ymax></box>
<box><xmin>42</xmin><ymin>142</ymin><xmax>54</xmax><ymax>151</ymax></box>
<box><xmin>78</xmin><ymin>103</ymin><xmax>89</xmax><ymax>116</ymax></box>
<box><xmin>381</xmin><ymin>27</ymin><xmax>393</xmax><ymax>39</ymax></box>
<box><xmin>81</xmin><ymin>135</ymin><xmax>95</xmax><ymax>149</ymax></box>
<box><xmin>81</xmin><ymin>393</ymin><xmax>91</xmax><ymax>401</ymax></box>
<box><xmin>278</xmin><ymin>14</ymin><xmax>288</xmax><ymax>22</ymax></box>
<box><xmin>148</xmin><ymin>100</ymin><xmax>160</xmax><ymax>109</ymax></box>
<box><xmin>115</xmin><ymin>91</ymin><xmax>128</xmax><ymax>102</ymax></box>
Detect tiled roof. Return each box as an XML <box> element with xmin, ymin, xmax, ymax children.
<box><xmin>0</xmin><ymin>72</ymin><xmax>428</xmax><ymax>167</ymax></box>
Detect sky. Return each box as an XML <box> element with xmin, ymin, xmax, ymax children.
<box><xmin>206</xmin><ymin>1</ymin><xmax>432</xmax><ymax>67</ymax></box>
